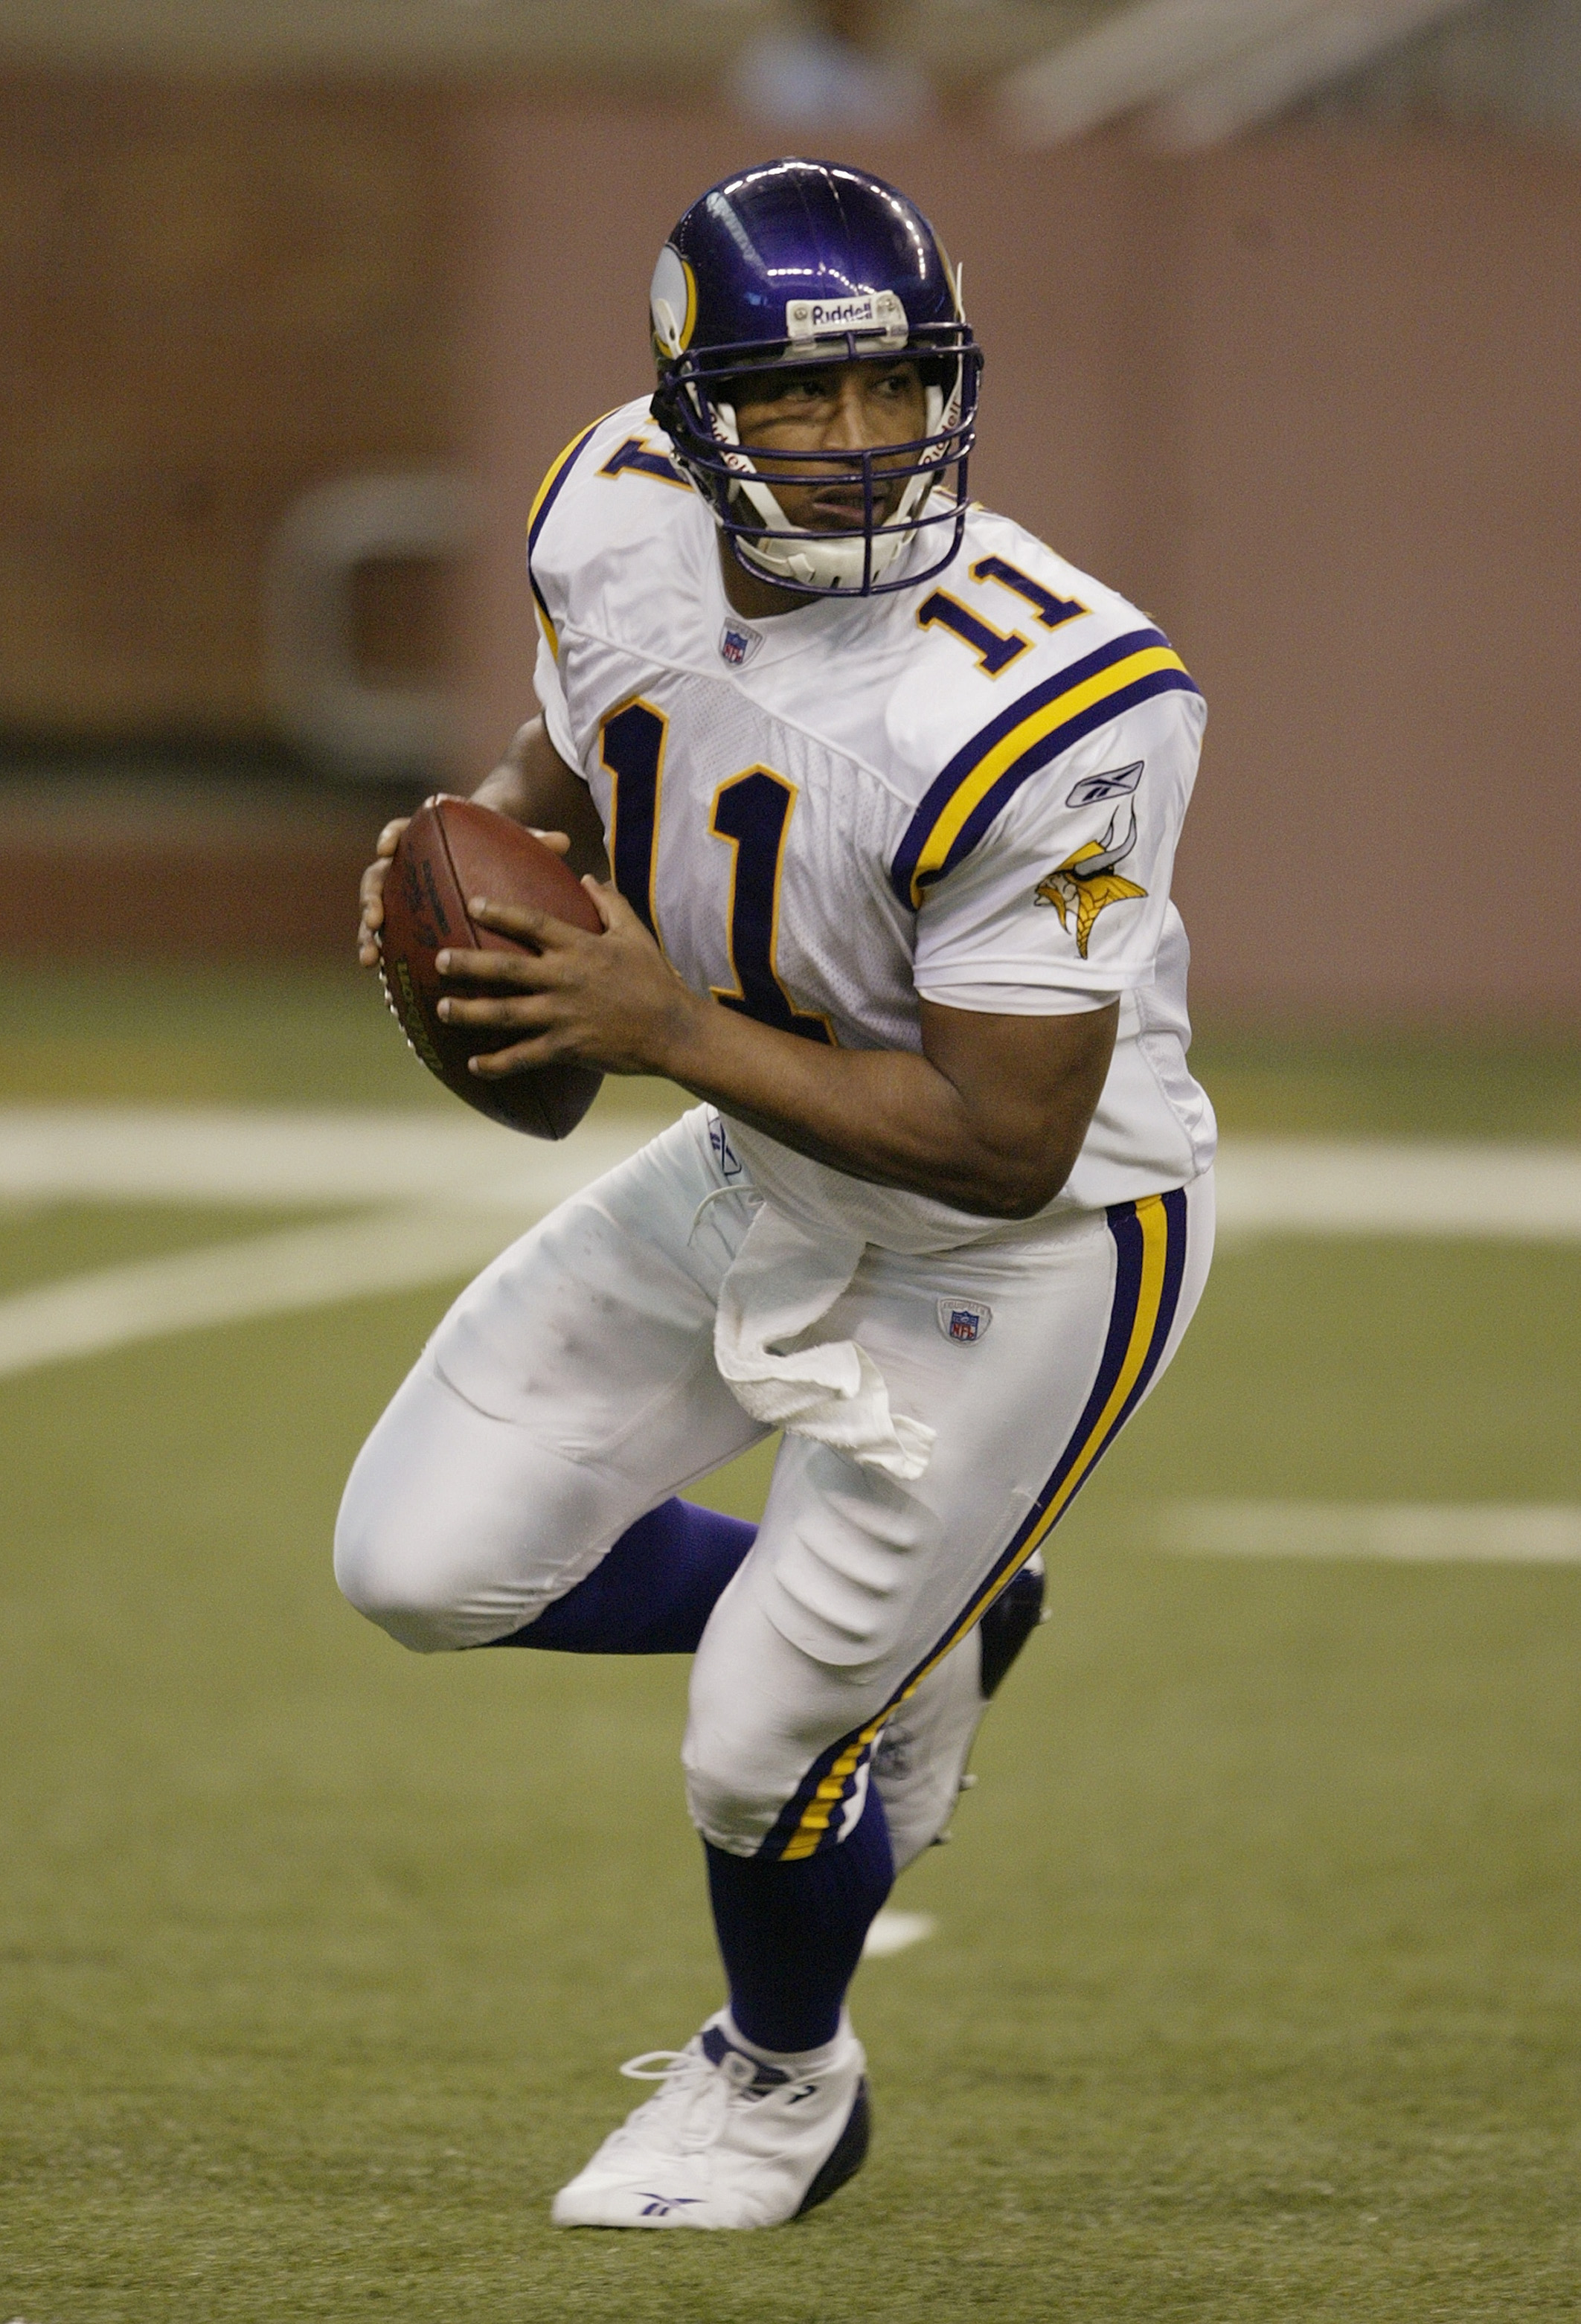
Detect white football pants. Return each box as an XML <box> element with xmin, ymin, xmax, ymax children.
<box><xmin>336</xmin><ymin>1108</ymin><xmax>1212</xmax><ymax>1861</ymax></box>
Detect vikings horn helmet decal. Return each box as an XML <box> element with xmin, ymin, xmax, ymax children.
<box><xmin>649</xmin><ymin>159</ymin><xmax>981</xmax><ymax>599</ymax></box>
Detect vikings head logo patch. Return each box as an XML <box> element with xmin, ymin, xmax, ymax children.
<box><xmin>1035</xmin><ymin>801</ymin><xmax>1147</xmax><ymax>958</ymax></box>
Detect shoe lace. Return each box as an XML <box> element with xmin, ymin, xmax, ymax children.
<box><xmin>609</xmin><ymin>2046</ymin><xmax>731</xmax><ymax>2157</ymax></box>
<box><xmin>620</xmin><ymin>2049</ymin><xmax>701</xmax><ymax>2084</ymax></box>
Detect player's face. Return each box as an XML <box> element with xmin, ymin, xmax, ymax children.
<box><xmin>730</xmin><ymin>359</ymin><xmax>929</xmax><ymax>533</ymax></box>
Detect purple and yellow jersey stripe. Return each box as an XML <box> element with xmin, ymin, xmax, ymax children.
<box><xmin>525</xmin><ymin>412</ymin><xmax>616</xmax><ymax>658</ymax></box>
<box><xmin>888</xmin><ymin>629</ymin><xmax>1200</xmax><ymax>911</ymax></box>
<box><xmin>763</xmin><ymin>1187</ymin><xmax>1190</xmax><ymax>1863</ymax></box>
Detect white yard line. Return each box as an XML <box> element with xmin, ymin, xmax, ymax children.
<box><xmin>862</xmin><ymin>1910</ymin><xmax>936</xmax><ymax>1959</ymax></box>
<box><xmin>0</xmin><ymin>1111</ymin><xmax>1577</xmax><ymax>1236</ymax></box>
<box><xmin>0</xmin><ymin>1207</ymin><xmax>527</xmax><ymax>1383</ymax></box>
<box><xmin>0</xmin><ymin>1106</ymin><xmax>655</xmax><ymax>1209</ymax></box>
<box><xmin>0</xmin><ymin>1108</ymin><xmax>670</xmax><ymax>1382</ymax></box>
<box><xmin>0</xmin><ymin>1111</ymin><xmax>1576</xmax><ymax>1384</ymax></box>
<box><xmin>1213</xmin><ymin>1140</ymin><xmax>1581</xmax><ymax>1242</ymax></box>
<box><xmin>1160</xmin><ymin>1502</ymin><xmax>1581</xmax><ymax>1563</ymax></box>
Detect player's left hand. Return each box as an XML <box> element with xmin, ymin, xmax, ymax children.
<box><xmin>434</xmin><ymin>880</ymin><xmax>703</xmax><ymax>1080</ymax></box>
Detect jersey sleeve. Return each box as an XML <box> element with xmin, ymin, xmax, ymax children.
<box><xmin>522</xmin><ymin>409</ymin><xmax>623</xmax><ymax>772</ymax></box>
<box><xmin>906</xmin><ymin>681</ymin><xmax>1205</xmax><ymax>1015</ymax></box>
<box><xmin>531</xmin><ymin>626</ymin><xmax>577</xmax><ymax>769</ymax></box>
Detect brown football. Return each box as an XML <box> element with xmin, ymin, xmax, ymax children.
<box><xmin>379</xmin><ymin>796</ymin><xmax>605</xmax><ymax>1139</ymax></box>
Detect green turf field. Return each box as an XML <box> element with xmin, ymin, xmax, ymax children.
<box><xmin>2</xmin><ymin>969</ymin><xmax>1579</xmax><ymax>2321</ymax></box>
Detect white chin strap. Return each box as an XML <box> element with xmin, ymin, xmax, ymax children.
<box><xmin>713</xmin><ymin>386</ymin><xmax>946</xmax><ymax>593</ymax></box>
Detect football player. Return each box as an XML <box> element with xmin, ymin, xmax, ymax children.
<box><xmin>340</xmin><ymin>158</ymin><xmax>1216</xmax><ymax>2230</ymax></box>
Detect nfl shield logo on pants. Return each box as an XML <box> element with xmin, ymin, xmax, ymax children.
<box><xmin>937</xmin><ymin>1298</ymin><xmax>992</xmax><ymax>1344</ymax></box>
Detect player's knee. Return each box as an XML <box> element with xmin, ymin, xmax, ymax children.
<box><xmin>682</xmin><ymin>1704</ymin><xmax>796</xmax><ymax>1855</ymax></box>
<box><xmin>682</xmin><ymin>1753</ymin><xmax>776</xmax><ymax>1856</ymax></box>
<box><xmin>333</xmin><ymin>1425</ymin><xmax>522</xmax><ymax>1653</ymax></box>
<box><xmin>334</xmin><ymin>1381</ymin><xmax>612</xmax><ymax>1653</ymax></box>
<box><xmin>333</xmin><ymin>1478</ymin><xmax>471</xmax><ymax>1652</ymax></box>
<box><xmin>683</xmin><ymin>1589</ymin><xmax>857</xmax><ymax>1854</ymax></box>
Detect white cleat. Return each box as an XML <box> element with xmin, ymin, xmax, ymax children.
<box><xmin>551</xmin><ymin>2013</ymin><xmax>870</xmax><ymax>2230</ymax></box>
<box><xmin>873</xmin><ymin>1553</ymin><xmax>1048</xmax><ymax>1872</ymax></box>
<box><xmin>871</xmin><ymin>1623</ymin><xmax>987</xmax><ymax>1872</ymax></box>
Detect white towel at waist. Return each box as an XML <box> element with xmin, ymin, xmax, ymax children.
<box><xmin>711</xmin><ymin>1195</ymin><xmax>935</xmax><ymax>1483</ymax></box>
<box><xmin>701</xmin><ymin>1106</ymin><xmax>1040</xmax><ymax>1485</ymax></box>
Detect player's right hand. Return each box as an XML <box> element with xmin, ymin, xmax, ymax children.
<box><xmin>357</xmin><ymin>818</ymin><xmax>411</xmax><ymax>968</ymax></box>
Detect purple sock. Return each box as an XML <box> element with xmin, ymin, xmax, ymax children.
<box><xmin>489</xmin><ymin>1498</ymin><xmax>755</xmax><ymax>1654</ymax></box>
<box><xmin>705</xmin><ymin>1785</ymin><xmax>894</xmax><ymax>2053</ymax></box>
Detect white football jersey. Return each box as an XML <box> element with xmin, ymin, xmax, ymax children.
<box><xmin>528</xmin><ymin>398</ymin><xmax>1216</xmax><ymax>1220</ymax></box>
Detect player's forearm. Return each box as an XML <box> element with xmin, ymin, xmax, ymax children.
<box><xmin>657</xmin><ymin>995</ymin><xmax>1087</xmax><ymax>1219</ymax></box>
<box><xmin>450</xmin><ymin>879</ymin><xmax>1116</xmax><ymax>1213</ymax></box>
<box><xmin>471</xmin><ymin>719</ymin><xmax>609</xmax><ymax>881</ymax></box>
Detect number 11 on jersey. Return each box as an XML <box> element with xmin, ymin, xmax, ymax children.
<box><xmin>600</xmin><ymin>699</ymin><xmax>665</xmax><ymax>941</ymax></box>
<box><xmin>598</xmin><ymin>700</ymin><xmax>834</xmax><ymax>1045</ymax></box>
<box><xmin>709</xmin><ymin>771</ymin><xmax>834</xmax><ymax>1044</ymax></box>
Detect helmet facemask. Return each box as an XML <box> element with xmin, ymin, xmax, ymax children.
<box><xmin>709</xmin><ymin>369</ymin><xmax>952</xmax><ymax>591</ymax></box>
<box><xmin>654</xmin><ymin>321</ymin><xmax>981</xmax><ymax>600</ymax></box>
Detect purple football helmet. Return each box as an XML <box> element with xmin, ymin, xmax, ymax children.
<box><xmin>649</xmin><ymin>158</ymin><xmax>981</xmax><ymax>598</ymax></box>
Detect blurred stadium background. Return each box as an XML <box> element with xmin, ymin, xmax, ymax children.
<box><xmin>1</xmin><ymin>4</ymin><xmax>1578</xmax><ymax>2320</ymax></box>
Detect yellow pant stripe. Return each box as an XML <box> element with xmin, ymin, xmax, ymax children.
<box><xmin>779</xmin><ymin>1193</ymin><xmax>1173</xmax><ymax>1862</ymax></box>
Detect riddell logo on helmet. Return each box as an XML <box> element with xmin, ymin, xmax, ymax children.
<box><xmin>785</xmin><ymin>291</ymin><xmax>908</xmax><ymax>344</ymax></box>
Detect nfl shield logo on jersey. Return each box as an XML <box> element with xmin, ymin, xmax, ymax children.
<box><xmin>937</xmin><ymin>1298</ymin><xmax>992</xmax><ymax>1344</ymax></box>
<box><xmin>719</xmin><ymin>620</ymin><xmax>762</xmax><ymax>667</ymax></box>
